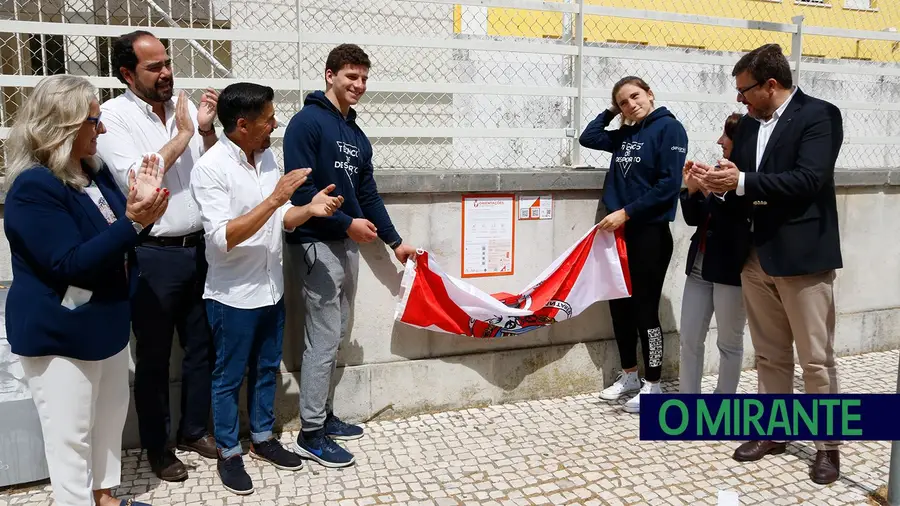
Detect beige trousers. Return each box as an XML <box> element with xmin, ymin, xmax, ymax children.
<box><xmin>741</xmin><ymin>249</ymin><xmax>840</xmax><ymax>450</ymax></box>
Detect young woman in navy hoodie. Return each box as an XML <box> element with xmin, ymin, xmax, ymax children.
<box><xmin>579</xmin><ymin>76</ymin><xmax>688</xmax><ymax>414</ymax></box>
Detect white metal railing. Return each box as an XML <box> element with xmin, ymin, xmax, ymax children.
<box><xmin>0</xmin><ymin>0</ymin><xmax>898</xmax><ymax>169</ymax></box>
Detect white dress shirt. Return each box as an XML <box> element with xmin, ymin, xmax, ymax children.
<box><xmin>736</xmin><ymin>86</ymin><xmax>798</xmax><ymax>196</ymax></box>
<box><xmin>97</xmin><ymin>89</ymin><xmax>204</xmax><ymax>237</ymax></box>
<box><xmin>190</xmin><ymin>134</ymin><xmax>293</xmax><ymax>309</ymax></box>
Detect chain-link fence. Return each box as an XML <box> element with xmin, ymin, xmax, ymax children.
<box><xmin>0</xmin><ymin>0</ymin><xmax>898</xmax><ymax>171</ymax></box>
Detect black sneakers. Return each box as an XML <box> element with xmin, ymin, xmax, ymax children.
<box><xmin>249</xmin><ymin>438</ymin><xmax>304</xmax><ymax>471</ymax></box>
<box><xmin>218</xmin><ymin>439</ymin><xmax>304</xmax><ymax>495</ymax></box>
<box><xmin>217</xmin><ymin>455</ymin><xmax>253</xmax><ymax>495</ymax></box>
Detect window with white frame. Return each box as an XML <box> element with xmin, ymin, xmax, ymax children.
<box><xmin>845</xmin><ymin>0</ymin><xmax>874</xmax><ymax>9</ymax></box>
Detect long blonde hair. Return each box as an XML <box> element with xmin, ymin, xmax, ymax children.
<box><xmin>4</xmin><ymin>74</ymin><xmax>97</xmax><ymax>191</ymax></box>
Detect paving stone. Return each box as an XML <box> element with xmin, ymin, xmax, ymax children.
<box><xmin>1</xmin><ymin>350</ymin><xmax>895</xmax><ymax>505</ymax></box>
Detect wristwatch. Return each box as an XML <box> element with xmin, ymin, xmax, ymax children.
<box><xmin>389</xmin><ymin>238</ymin><xmax>403</xmax><ymax>250</ymax></box>
<box><xmin>130</xmin><ymin>219</ymin><xmax>144</xmax><ymax>234</ymax></box>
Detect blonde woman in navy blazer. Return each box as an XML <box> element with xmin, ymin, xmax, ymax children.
<box><xmin>4</xmin><ymin>74</ymin><xmax>168</xmax><ymax>506</ymax></box>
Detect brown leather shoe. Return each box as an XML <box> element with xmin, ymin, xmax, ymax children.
<box><xmin>177</xmin><ymin>434</ymin><xmax>218</xmax><ymax>459</ymax></box>
<box><xmin>148</xmin><ymin>448</ymin><xmax>188</xmax><ymax>482</ymax></box>
<box><xmin>732</xmin><ymin>440</ymin><xmax>787</xmax><ymax>462</ymax></box>
<box><xmin>811</xmin><ymin>450</ymin><xmax>840</xmax><ymax>485</ymax></box>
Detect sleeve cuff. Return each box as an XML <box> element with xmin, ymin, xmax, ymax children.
<box><xmin>280</xmin><ymin>203</ymin><xmax>296</xmax><ymax>233</ymax></box>
<box><xmin>338</xmin><ymin>213</ymin><xmax>354</xmax><ymax>231</ymax></box>
<box><xmin>386</xmin><ymin>235</ymin><xmax>403</xmax><ymax>249</ymax></box>
<box><xmin>736</xmin><ymin>171</ymin><xmax>746</xmax><ymax>196</ymax></box>
<box><xmin>210</xmin><ymin>226</ymin><xmax>229</xmax><ymax>254</ymax></box>
<box><xmin>602</xmin><ymin>109</ymin><xmax>616</xmax><ymax>125</ymax></box>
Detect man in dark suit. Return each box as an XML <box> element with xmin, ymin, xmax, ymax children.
<box><xmin>691</xmin><ymin>43</ymin><xmax>844</xmax><ymax>485</ymax></box>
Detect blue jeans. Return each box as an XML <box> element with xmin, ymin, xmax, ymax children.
<box><xmin>207</xmin><ymin>298</ymin><xmax>285</xmax><ymax>458</ymax></box>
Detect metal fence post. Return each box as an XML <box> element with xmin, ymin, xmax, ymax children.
<box><xmin>570</xmin><ymin>0</ymin><xmax>585</xmax><ymax>167</ymax></box>
<box><xmin>296</xmin><ymin>0</ymin><xmax>304</xmax><ymax>101</ymax></box>
<box><xmin>790</xmin><ymin>15</ymin><xmax>804</xmax><ymax>86</ymax></box>
<box><xmin>887</xmin><ymin>351</ymin><xmax>900</xmax><ymax>505</ymax></box>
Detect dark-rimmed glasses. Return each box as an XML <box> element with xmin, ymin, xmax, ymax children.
<box><xmin>737</xmin><ymin>81</ymin><xmax>762</xmax><ymax>100</ymax></box>
<box><xmin>85</xmin><ymin>112</ymin><xmax>102</xmax><ymax>130</ymax></box>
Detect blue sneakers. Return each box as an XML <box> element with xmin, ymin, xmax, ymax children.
<box><xmin>324</xmin><ymin>414</ymin><xmax>364</xmax><ymax>441</ymax></box>
<box><xmin>293</xmin><ymin>429</ymin><xmax>355</xmax><ymax>468</ymax></box>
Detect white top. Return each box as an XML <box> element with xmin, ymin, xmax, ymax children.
<box><xmin>736</xmin><ymin>86</ymin><xmax>798</xmax><ymax>196</ymax></box>
<box><xmin>83</xmin><ymin>183</ymin><xmax>117</xmax><ymax>225</ymax></box>
<box><xmin>190</xmin><ymin>134</ymin><xmax>293</xmax><ymax>309</ymax></box>
<box><xmin>97</xmin><ymin>89</ymin><xmax>204</xmax><ymax>237</ymax></box>
<box><xmin>83</xmin><ymin>181</ymin><xmax>128</xmax><ymax>271</ymax></box>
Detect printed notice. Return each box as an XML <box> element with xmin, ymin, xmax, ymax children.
<box><xmin>462</xmin><ymin>194</ymin><xmax>515</xmax><ymax>278</ymax></box>
<box><xmin>518</xmin><ymin>195</ymin><xmax>553</xmax><ymax>220</ymax></box>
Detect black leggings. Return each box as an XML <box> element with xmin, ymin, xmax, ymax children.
<box><xmin>608</xmin><ymin>221</ymin><xmax>673</xmax><ymax>383</ymax></box>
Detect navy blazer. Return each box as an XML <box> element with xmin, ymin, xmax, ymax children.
<box><xmin>729</xmin><ymin>89</ymin><xmax>843</xmax><ymax>276</ymax></box>
<box><xmin>4</xmin><ymin>163</ymin><xmax>144</xmax><ymax>361</ymax></box>
<box><xmin>680</xmin><ymin>188</ymin><xmax>751</xmax><ymax>287</ymax></box>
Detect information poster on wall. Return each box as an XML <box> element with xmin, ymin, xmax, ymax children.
<box><xmin>518</xmin><ymin>194</ymin><xmax>553</xmax><ymax>220</ymax></box>
<box><xmin>461</xmin><ymin>194</ymin><xmax>515</xmax><ymax>278</ymax></box>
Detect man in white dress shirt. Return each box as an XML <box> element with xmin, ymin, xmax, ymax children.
<box><xmin>190</xmin><ymin>82</ymin><xmax>343</xmax><ymax>495</ymax></box>
<box><xmin>96</xmin><ymin>30</ymin><xmax>219</xmax><ymax>481</ymax></box>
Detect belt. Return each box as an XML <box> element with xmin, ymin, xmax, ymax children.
<box><xmin>141</xmin><ymin>231</ymin><xmax>204</xmax><ymax>248</ymax></box>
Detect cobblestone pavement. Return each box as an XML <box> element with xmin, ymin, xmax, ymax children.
<box><xmin>3</xmin><ymin>349</ymin><xmax>896</xmax><ymax>506</ymax></box>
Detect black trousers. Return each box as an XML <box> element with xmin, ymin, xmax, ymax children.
<box><xmin>608</xmin><ymin>221</ymin><xmax>673</xmax><ymax>383</ymax></box>
<box><xmin>132</xmin><ymin>241</ymin><xmax>214</xmax><ymax>453</ymax></box>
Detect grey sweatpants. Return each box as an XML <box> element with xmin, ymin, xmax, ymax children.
<box><xmin>678</xmin><ymin>252</ymin><xmax>746</xmax><ymax>394</ymax></box>
<box><xmin>288</xmin><ymin>239</ymin><xmax>359</xmax><ymax>432</ymax></box>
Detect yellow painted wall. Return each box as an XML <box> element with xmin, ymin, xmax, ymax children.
<box><xmin>460</xmin><ymin>1</ymin><xmax>900</xmax><ymax>62</ymax></box>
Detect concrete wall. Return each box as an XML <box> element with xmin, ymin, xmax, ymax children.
<box><xmin>2</xmin><ymin>169</ymin><xmax>899</xmax><ymax>450</ymax></box>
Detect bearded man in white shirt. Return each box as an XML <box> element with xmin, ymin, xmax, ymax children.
<box><xmin>95</xmin><ymin>30</ymin><xmax>221</xmax><ymax>482</ymax></box>
<box><xmin>190</xmin><ymin>82</ymin><xmax>343</xmax><ymax>495</ymax></box>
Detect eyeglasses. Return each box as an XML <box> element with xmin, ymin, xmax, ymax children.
<box><xmin>737</xmin><ymin>81</ymin><xmax>762</xmax><ymax>99</ymax></box>
<box><xmin>85</xmin><ymin>112</ymin><xmax>102</xmax><ymax>130</ymax></box>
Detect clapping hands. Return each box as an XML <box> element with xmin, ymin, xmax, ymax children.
<box><xmin>126</xmin><ymin>154</ymin><xmax>169</xmax><ymax>227</ymax></box>
<box><xmin>686</xmin><ymin>159</ymin><xmax>741</xmax><ymax>196</ymax></box>
<box><xmin>131</xmin><ymin>154</ymin><xmax>164</xmax><ymax>202</ymax></box>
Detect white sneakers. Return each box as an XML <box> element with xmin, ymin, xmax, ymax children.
<box><xmin>622</xmin><ymin>379</ymin><xmax>661</xmax><ymax>414</ymax></box>
<box><xmin>598</xmin><ymin>370</ymin><xmax>641</xmax><ymax>400</ymax></box>
<box><xmin>599</xmin><ymin>371</ymin><xmax>660</xmax><ymax>414</ymax></box>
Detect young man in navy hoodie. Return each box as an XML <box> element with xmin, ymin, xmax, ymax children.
<box><xmin>283</xmin><ymin>43</ymin><xmax>417</xmax><ymax>467</ymax></box>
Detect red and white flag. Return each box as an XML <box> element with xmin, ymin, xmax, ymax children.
<box><xmin>394</xmin><ymin>225</ymin><xmax>632</xmax><ymax>338</ymax></box>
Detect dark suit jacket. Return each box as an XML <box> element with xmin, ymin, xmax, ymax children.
<box><xmin>4</xmin><ymin>163</ymin><xmax>146</xmax><ymax>361</ymax></box>
<box><xmin>680</xmin><ymin>189</ymin><xmax>751</xmax><ymax>286</ymax></box>
<box><xmin>729</xmin><ymin>89</ymin><xmax>844</xmax><ymax>277</ymax></box>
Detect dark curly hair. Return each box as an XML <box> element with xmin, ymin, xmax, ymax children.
<box><xmin>111</xmin><ymin>30</ymin><xmax>155</xmax><ymax>85</ymax></box>
<box><xmin>325</xmin><ymin>44</ymin><xmax>370</xmax><ymax>75</ymax></box>
<box><xmin>732</xmin><ymin>43</ymin><xmax>792</xmax><ymax>89</ymax></box>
